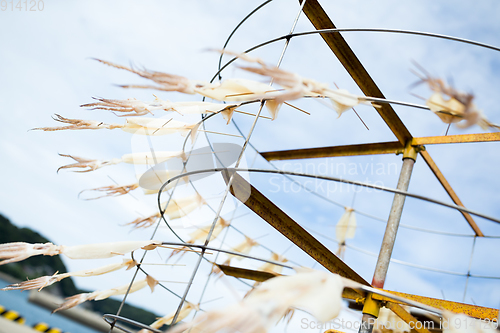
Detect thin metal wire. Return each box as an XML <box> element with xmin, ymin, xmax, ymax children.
<box><xmin>168</xmin><ymin>2</ymin><xmax>307</xmax><ymax>323</ymax></box>
<box><xmin>305</xmin><ymin>225</ymin><xmax>500</xmax><ymax>279</ymax></box>
<box><xmin>109</xmin><ymin>216</ymin><xmax>163</xmax><ymax>332</ymax></box>
<box><xmin>158</xmin><ymin>167</ymin><xmax>500</xmax><ymax>225</ymax></box>
<box><xmin>227</xmin><ymin>108</ymin><xmax>500</xmax><ymax>240</ymax></box>
<box><xmin>104</xmin><ymin>314</ymin><xmax>163</xmax><ymax>333</ymax></box>
<box><xmin>159</xmin><ymin>242</ymin><xmax>293</xmax><ymax>268</ymax></box>
<box><xmin>110</xmin><ymin>98</ymin><xmax>255</xmax><ymax>333</ymax></box>
<box><xmin>189</xmin><ymin>132</ymin><xmax>287</xmax><ymax>324</ymax></box>
<box><xmin>211</xmin><ymin>27</ymin><xmax>500</xmax><ymax>81</ymax></box>
<box><xmin>463</xmin><ymin>236</ymin><xmax>478</xmax><ymax>301</ymax></box>
<box><xmin>129</xmin><ymin>250</ymin><xmax>187</xmax><ymax>300</ymax></box>
<box><xmin>105</xmin><ymin>10</ymin><xmax>500</xmax><ymax>330</ymax></box>
<box><xmin>217</xmin><ymin>0</ymin><xmax>273</xmax><ymax>81</ymax></box>
<box><xmin>193</xmin><ymin>19</ymin><xmax>500</xmax><ymax>244</ymax></box>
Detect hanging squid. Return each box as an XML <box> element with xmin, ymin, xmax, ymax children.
<box><xmin>53</xmin><ymin>275</ymin><xmax>158</xmax><ymax>313</ymax></box>
<box><xmin>57</xmin><ymin>151</ymin><xmax>187</xmax><ymax>173</ymax></box>
<box><xmin>33</xmin><ymin>114</ymin><xmax>243</xmax><ymax>143</ymax></box>
<box><xmin>169</xmin><ymin>217</ymin><xmax>231</xmax><ymax>259</ymax></box>
<box><xmin>126</xmin><ymin>193</ymin><xmax>206</xmax><ymax>229</ymax></box>
<box><xmin>223</xmin><ymin>236</ymin><xmax>259</xmax><ymax>265</ymax></box>
<box><xmin>83</xmin><ymin>96</ymin><xmax>265</xmax><ymax>124</ymax></box>
<box><xmin>1</xmin><ymin>259</ymin><xmax>137</xmax><ymax>292</ymax></box>
<box><xmin>413</xmin><ymin>66</ymin><xmax>500</xmax><ymax>130</ymax></box>
<box><xmin>0</xmin><ymin>240</ymin><xmax>161</xmax><ymax>265</ymax></box>
<box><xmin>166</xmin><ymin>269</ymin><xmax>344</xmax><ymax>333</ymax></box>
<box><xmin>335</xmin><ymin>207</ymin><xmax>357</xmax><ymax>259</ymax></box>
<box><xmin>79</xmin><ymin>183</ymin><xmax>140</xmax><ymax>200</ymax></box>
<box><xmin>138</xmin><ymin>302</ymin><xmax>200</xmax><ymax>333</ymax></box>
<box><xmin>373</xmin><ymin>306</ymin><xmax>411</xmax><ymax>333</ymax></box>
<box><xmin>224</xmin><ymin>50</ymin><xmax>374</xmax><ymax>118</ymax></box>
<box><xmin>257</xmin><ymin>252</ymin><xmax>288</xmax><ymax>276</ymax></box>
<box><xmin>93</xmin><ymin>58</ymin><xmax>309</xmax><ymax>120</ymax></box>
<box><xmin>212</xmin><ymin>236</ymin><xmax>259</xmax><ymax>276</ymax></box>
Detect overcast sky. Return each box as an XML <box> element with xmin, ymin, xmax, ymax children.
<box><xmin>1</xmin><ymin>0</ymin><xmax>499</xmax><ymax>332</ymax></box>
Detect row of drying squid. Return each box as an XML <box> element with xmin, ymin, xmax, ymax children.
<box><xmin>0</xmin><ymin>240</ymin><xmax>491</xmax><ymax>333</ymax></box>
<box><xmin>1</xmin><ymin>50</ymin><xmax>496</xmax><ymax>333</ymax></box>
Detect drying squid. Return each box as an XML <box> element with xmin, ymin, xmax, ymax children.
<box><xmin>240</xmin><ymin>64</ymin><xmax>371</xmax><ymax>118</ymax></box>
<box><xmin>335</xmin><ymin>207</ymin><xmax>357</xmax><ymax>258</ymax></box>
<box><xmin>54</xmin><ymin>275</ymin><xmax>158</xmax><ymax>313</ymax></box>
<box><xmin>373</xmin><ymin>306</ymin><xmax>411</xmax><ymax>333</ymax></box>
<box><xmin>31</xmin><ymin>114</ymin><xmax>121</xmax><ymax>131</ymax></box>
<box><xmin>169</xmin><ymin>217</ymin><xmax>230</xmax><ymax>258</ymax></box>
<box><xmin>95</xmin><ymin>58</ymin><xmax>275</xmax><ymax>101</ymax></box>
<box><xmin>94</xmin><ymin>58</ymin><xmax>296</xmax><ymax>120</ymax></box>
<box><xmin>212</xmin><ymin>236</ymin><xmax>259</xmax><ymax>276</ymax></box>
<box><xmin>33</xmin><ymin>115</ymin><xmax>198</xmax><ymax>137</ymax></box>
<box><xmin>34</xmin><ymin>115</ymin><xmax>244</xmax><ymax>143</ymax></box>
<box><xmin>95</xmin><ymin>59</ymin><xmax>199</xmax><ymax>94</ymax></box>
<box><xmin>79</xmin><ymin>183</ymin><xmax>140</xmax><ymax>200</ymax></box>
<box><xmin>82</xmin><ymin>97</ymin><xmax>158</xmax><ymax>117</ymax></box>
<box><xmin>138</xmin><ymin>302</ymin><xmax>199</xmax><ymax>333</ymax></box>
<box><xmin>57</xmin><ymin>154</ymin><xmax>121</xmax><ymax>173</ymax></box>
<box><xmin>58</xmin><ymin>151</ymin><xmax>187</xmax><ymax>173</ymax></box>
<box><xmin>414</xmin><ymin>67</ymin><xmax>499</xmax><ymax>130</ymax></box>
<box><xmin>79</xmin><ymin>167</ymin><xmax>188</xmax><ymax>199</ymax></box>
<box><xmin>83</xmin><ymin>96</ymin><xmax>245</xmax><ymax>122</ymax></box>
<box><xmin>257</xmin><ymin>252</ymin><xmax>288</xmax><ymax>275</ymax></box>
<box><xmin>223</xmin><ymin>236</ymin><xmax>259</xmax><ymax>264</ymax></box>
<box><xmin>166</xmin><ymin>269</ymin><xmax>345</xmax><ymax>333</ymax></box>
<box><xmin>2</xmin><ymin>259</ymin><xmax>136</xmax><ymax>292</ymax></box>
<box><xmin>0</xmin><ymin>240</ymin><xmax>161</xmax><ymax>265</ymax></box>
<box><xmin>127</xmin><ymin>193</ymin><xmax>206</xmax><ymax>229</ymax></box>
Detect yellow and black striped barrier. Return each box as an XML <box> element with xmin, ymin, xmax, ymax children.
<box><xmin>1</xmin><ymin>304</ymin><xmax>69</xmax><ymax>332</ymax></box>
<box><xmin>0</xmin><ymin>304</ymin><xmax>26</xmax><ymax>325</ymax></box>
<box><xmin>33</xmin><ymin>322</ymin><xmax>65</xmax><ymax>333</ymax></box>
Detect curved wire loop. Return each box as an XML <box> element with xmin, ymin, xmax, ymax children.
<box><xmin>158</xmin><ymin>242</ymin><xmax>293</xmax><ymax>268</ymax></box>
<box><xmin>103</xmin><ymin>314</ymin><xmax>163</xmax><ymax>333</ymax></box>
<box><xmin>211</xmin><ymin>27</ymin><xmax>500</xmax><ymax>82</ymax></box>
<box><xmin>113</xmin><ymin>8</ymin><xmax>500</xmax><ymax>328</ymax></box>
<box><xmin>158</xmin><ymin>168</ymin><xmax>500</xmax><ymax>224</ymax></box>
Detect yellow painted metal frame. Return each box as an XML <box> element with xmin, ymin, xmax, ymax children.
<box><xmin>296</xmin><ymin>0</ymin><xmax>495</xmax><ymax>324</ymax></box>
<box><xmin>217</xmin><ymin>1</ymin><xmax>498</xmax><ymax>330</ymax></box>
<box><xmin>373</xmin><ymin>291</ymin><xmax>499</xmax><ymax>321</ymax></box>
<box><xmin>217</xmin><ymin>266</ymin><xmax>499</xmax><ymax>322</ymax></box>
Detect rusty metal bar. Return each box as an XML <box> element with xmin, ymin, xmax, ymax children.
<box><xmin>217</xmin><ymin>264</ymin><xmax>280</xmax><ymax>282</ymax></box>
<box><xmin>419</xmin><ymin>150</ymin><xmax>483</xmax><ymax>237</ymax></box>
<box><xmin>261</xmin><ymin>133</ymin><xmax>500</xmax><ymax>162</ymax></box>
<box><xmin>300</xmin><ymin>0</ymin><xmax>412</xmax><ymax>145</ymax></box>
<box><xmin>221</xmin><ymin>170</ymin><xmax>369</xmax><ymax>289</ymax></box>
<box><xmin>261</xmin><ymin>141</ymin><xmax>403</xmax><ymax>161</ymax></box>
<box><xmin>412</xmin><ymin>132</ymin><xmax>500</xmax><ymax>146</ymax></box>
<box><xmin>373</xmin><ymin>290</ymin><xmax>499</xmax><ymax>321</ymax></box>
<box><xmin>217</xmin><ymin>264</ymin><xmax>362</xmax><ymax>300</ymax></box>
<box><xmin>386</xmin><ymin>302</ymin><xmax>432</xmax><ymax>333</ymax></box>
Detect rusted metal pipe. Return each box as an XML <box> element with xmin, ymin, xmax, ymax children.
<box><xmin>372</xmin><ymin>155</ymin><xmax>415</xmax><ymax>288</ymax></box>
<box><xmin>359</xmin><ymin>144</ymin><xmax>417</xmax><ymax>333</ymax></box>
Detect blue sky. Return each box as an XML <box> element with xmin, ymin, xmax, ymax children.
<box><xmin>1</xmin><ymin>0</ymin><xmax>499</xmax><ymax>331</ymax></box>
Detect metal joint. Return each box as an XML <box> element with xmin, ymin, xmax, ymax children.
<box><xmin>362</xmin><ymin>293</ymin><xmax>381</xmax><ymax>318</ymax></box>
<box><xmin>396</xmin><ymin>141</ymin><xmax>423</xmax><ymax>161</ymax></box>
